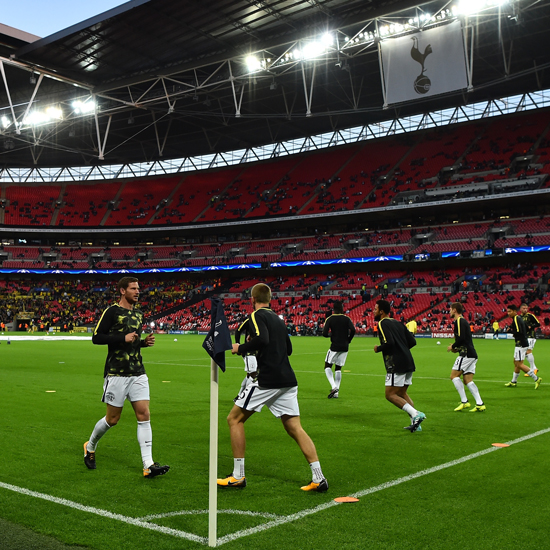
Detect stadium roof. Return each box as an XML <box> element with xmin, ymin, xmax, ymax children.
<box><xmin>1</xmin><ymin>0</ymin><xmax>550</xmax><ymax>169</ymax></box>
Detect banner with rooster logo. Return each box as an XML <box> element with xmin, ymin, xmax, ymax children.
<box><xmin>380</xmin><ymin>21</ymin><xmax>468</xmax><ymax>106</ymax></box>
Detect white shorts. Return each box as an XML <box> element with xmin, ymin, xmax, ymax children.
<box><xmin>325</xmin><ymin>350</ymin><xmax>348</xmax><ymax>367</ymax></box>
<box><xmin>385</xmin><ymin>372</ymin><xmax>413</xmax><ymax>387</ymax></box>
<box><xmin>102</xmin><ymin>374</ymin><xmax>150</xmax><ymax>407</ymax></box>
<box><xmin>528</xmin><ymin>338</ymin><xmax>536</xmax><ymax>350</ymax></box>
<box><xmin>234</xmin><ymin>381</ymin><xmax>300</xmax><ymax>417</ymax></box>
<box><xmin>514</xmin><ymin>347</ymin><xmax>528</xmax><ymax>361</ymax></box>
<box><xmin>243</xmin><ymin>355</ymin><xmax>258</xmax><ymax>373</ymax></box>
<box><xmin>452</xmin><ymin>356</ymin><xmax>477</xmax><ymax>375</ymax></box>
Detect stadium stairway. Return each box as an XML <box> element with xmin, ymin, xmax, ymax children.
<box><xmin>295</xmin><ymin>144</ymin><xmax>366</xmax><ymax>215</ymax></box>
<box><xmin>146</xmin><ymin>175</ymin><xmax>186</xmax><ymax>225</ymax></box>
<box><xmin>146</xmin><ymin>280</ymin><xmax>234</xmax><ymax>324</ymax></box>
<box><xmin>100</xmin><ymin>181</ymin><xmax>125</xmax><ymax>226</ymax></box>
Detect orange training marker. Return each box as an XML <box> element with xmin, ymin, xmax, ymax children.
<box><xmin>491</xmin><ymin>443</ymin><xmax>510</xmax><ymax>448</ymax></box>
<box><xmin>334</xmin><ymin>496</ymin><xmax>359</xmax><ymax>503</ymax></box>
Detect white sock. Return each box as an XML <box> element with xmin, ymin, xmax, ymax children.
<box><xmin>527</xmin><ymin>353</ymin><xmax>536</xmax><ymax>371</ymax></box>
<box><xmin>137</xmin><ymin>420</ymin><xmax>153</xmax><ymax>469</ymax></box>
<box><xmin>452</xmin><ymin>378</ymin><xmax>468</xmax><ymax>402</ymax></box>
<box><xmin>334</xmin><ymin>370</ymin><xmax>342</xmax><ymax>390</ymax></box>
<box><xmin>527</xmin><ymin>369</ymin><xmax>538</xmax><ymax>381</ymax></box>
<box><xmin>402</xmin><ymin>403</ymin><xmax>418</xmax><ymax>420</ymax></box>
<box><xmin>87</xmin><ymin>417</ymin><xmax>111</xmax><ymax>452</ymax></box>
<box><xmin>233</xmin><ymin>458</ymin><xmax>245</xmax><ymax>479</ymax></box>
<box><xmin>325</xmin><ymin>367</ymin><xmax>335</xmax><ymax>389</ymax></box>
<box><xmin>512</xmin><ymin>372</ymin><xmax>520</xmax><ymax>383</ymax></box>
<box><xmin>310</xmin><ymin>460</ymin><xmax>324</xmax><ymax>483</ymax></box>
<box><xmin>466</xmin><ymin>381</ymin><xmax>483</xmax><ymax>406</ymax></box>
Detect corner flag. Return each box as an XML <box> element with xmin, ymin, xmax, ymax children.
<box><xmin>203</xmin><ymin>297</ymin><xmax>233</xmax><ymax>547</ymax></box>
<box><xmin>202</xmin><ymin>297</ymin><xmax>232</xmax><ymax>372</ymax></box>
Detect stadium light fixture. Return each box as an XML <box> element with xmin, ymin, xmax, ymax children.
<box><xmin>24</xmin><ymin>106</ymin><xmax>63</xmax><ymax>126</ymax></box>
<box><xmin>245</xmin><ymin>55</ymin><xmax>264</xmax><ymax>72</ymax></box>
<box><xmin>72</xmin><ymin>99</ymin><xmax>96</xmax><ymax>115</ymax></box>
<box><xmin>321</xmin><ymin>32</ymin><xmax>334</xmax><ymax>45</ymax></box>
<box><xmin>301</xmin><ymin>41</ymin><xmax>327</xmax><ymax>59</ymax></box>
<box><xmin>1</xmin><ymin>115</ymin><xmax>11</xmax><ymax>129</ymax></box>
<box><xmin>453</xmin><ymin>0</ymin><xmax>509</xmax><ymax>16</ymax></box>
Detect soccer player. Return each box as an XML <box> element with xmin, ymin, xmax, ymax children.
<box><xmin>504</xmin><ymin>304</ymin><xmax>542</xmax><ymax>389</ymax></box>
<box><xmin>520</xmin><ymin>303</ymin><xmax>540</xmax><ymax>377</ymax></box>
<box><xmin>322</xmin><ymin>300</ymin><xmax>355</xmax><ymax>398</ymax></box>
<box><xmin>447</xmin><ymin>302</ymin><xmax>485</xmax><ymax>412</ymax></box>
<box><xmin>83</xmin><ymin>277</ymin><xmax>170</xmax><ymax>478</ymax></box>
<box><xmin>234</xmin><ymin>316</ymin><xmax>258</xmax><ymax>396</ymax></box>
<box><xmin>218</xmin><ymin>283</ymin><xmax>328</xmax><ymax>492</ymax></box>
<box><xmin>373</xmin><ymin>299</ymin><xmax>426</xmax><ymax>433</ymax></box>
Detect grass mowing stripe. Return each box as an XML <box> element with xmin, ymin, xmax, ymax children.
<box><xmin>216</xmin><ymin>426</ymin><xmax>550</xmax><ymax>546</ymax></box>
<box><xmin>0</xmin><ymin>481</ymin><xmax>207</xmax><ymax>545</ymax></box>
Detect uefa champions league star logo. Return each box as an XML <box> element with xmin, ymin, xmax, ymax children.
<box><xmin>411</xmin><ymin>36</ymin><xmax>433</xmax><ymax>94</ymax></box>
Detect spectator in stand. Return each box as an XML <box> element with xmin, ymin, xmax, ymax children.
<box><xmin>405</xmin><ymin>319</ymin><xmax>417</xmax><ymax>334</ymax></box>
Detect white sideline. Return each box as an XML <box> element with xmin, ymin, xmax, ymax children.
<box><xmin>1</xmin><ymin>427</ymin><xmax>549</xmax><ymax>547</ymax></box>
<box><xmin>0</xmin><ymin>481</ymin><xmax>207</xmax><ymax>545</ymax></box>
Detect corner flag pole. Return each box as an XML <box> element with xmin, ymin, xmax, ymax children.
<box><xmin>203</xmin><ymin>297</ymin><xmax>231</xmax><ymax>547</ymax></box>
<box><xmin>208</xmin><ymin>357</ymin><xmax>219</xmax><ymax>547</ymax></box>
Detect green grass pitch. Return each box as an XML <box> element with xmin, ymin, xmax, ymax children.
<box><xmin>1</xmin><ymin>334</ymin><xmax>549</xmax><ymax>549</ymax></box>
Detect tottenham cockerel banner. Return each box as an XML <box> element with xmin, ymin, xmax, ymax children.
<box><xmin>380</xmin><ymin>21</ymin><xmax>468</xmax><ymax>106</ymax></box>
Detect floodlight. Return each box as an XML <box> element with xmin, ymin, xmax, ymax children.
<box><xmin>72</xmin><ymin>100</ymin><xmax>96</xmax><ymax>114</ymax></box>
<box><xmin>245</xmin><ymin>55</ymin><xmax>262</xmax><ymax>72</ymax></box>
<box><xmin>24</xmin><ymin>107</ymin><xmax>62</xmax><ymax>126</ymax></box>
<box><xmin>454</xmin><ymin>0</ymin><xmax>508</xmax><ymax>16</ymax></box>
<box><xmin>46</xmin><ymin>106</ymin><xmax>63</xmax><ymax>120</ymax></box>
<box><xmin>302</xmin><ymin>41</ymin><xmax>326</xmax><ymax>59</ymax></box>
<box><xmin>1</xmin><ymin>115</ymin><xmax>10</xmax><ymax>129</ymax></box>
<box><xmin>454</xmin><ymin>0</ymin><xmax>478</xmax><ymax>15</ymax></box>
<box><xmin>321</xmin><ymin>32</ymin><xmax>334</xmax><ymax>45</ymax></box>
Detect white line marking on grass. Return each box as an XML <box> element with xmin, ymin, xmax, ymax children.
<box><xmin>148</xmin><ymin>361</ymin><xmax>516</xmax><ymax>385</ymax></box>
<box><xmin>215</xmin><ymin>427</ymin><xmax>550</xmax><ymax>546</ymax></box>
<box><xmin>0</xmin><ymin>481</ymin><xmax>207</xmax><ymax>545</ymax></box>
<box><xmin>140</xmin><ymin>509</ymin><xmax>282</xmax><ymax>521</ymax></box>
<box><xmin>2</xmin><ymin>428</ymin><xmax>549</xmax><ymax>547</ymax></box>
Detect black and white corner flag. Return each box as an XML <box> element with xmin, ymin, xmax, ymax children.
<box><xmin>202</xmin><ymin>297</ymin><xmax>232</xmax><ymax>372</ymax></box>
